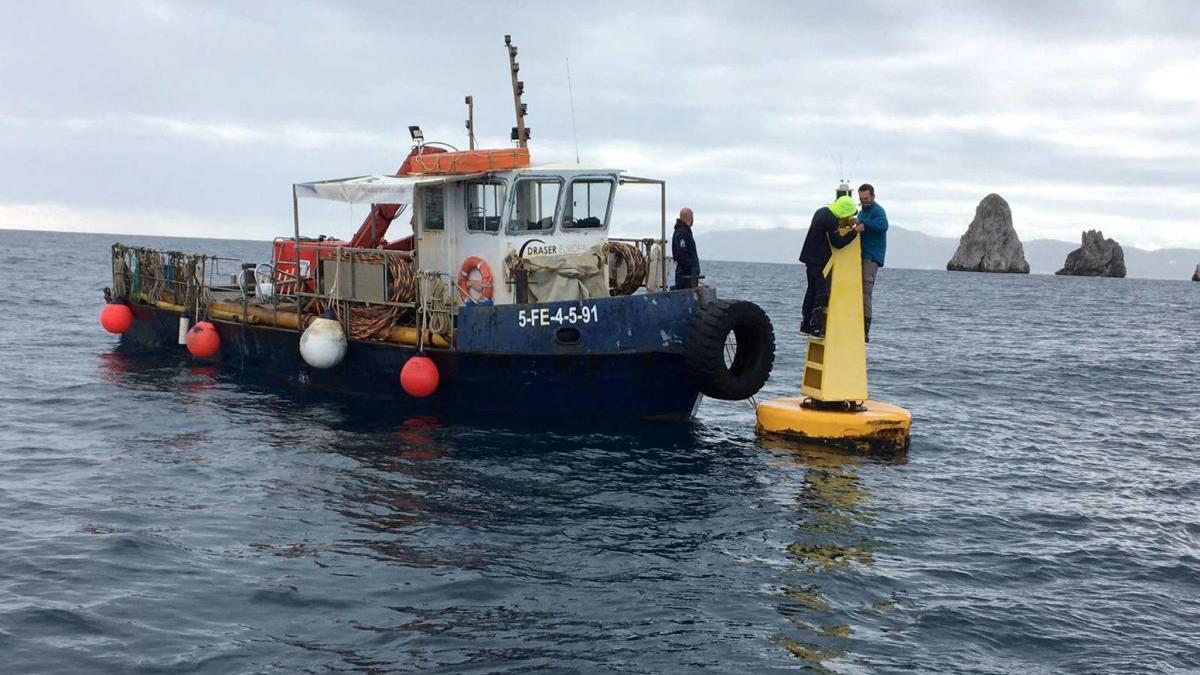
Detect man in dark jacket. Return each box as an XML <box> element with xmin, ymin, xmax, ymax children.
<box><xmin>799</xmin><ymin>195</ymin><xmax>861</xmax><ymax>336</ymax></box>
<box><xmin>671</xmin><ymin>207</ymin><xmax>700</xmax><ymax>290</ymax></box>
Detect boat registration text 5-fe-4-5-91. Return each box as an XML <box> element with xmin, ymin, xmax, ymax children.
<box><xmin>517</xmin><ymin>305</ymin><xmax>599</xmax><ymax>327</ymax></box>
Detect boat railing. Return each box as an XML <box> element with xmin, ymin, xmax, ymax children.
<box><xmin>110</xmin><ymin>243</ymin><xmax>456</xmax><ymax>347</ymax></box>
<box><xmin>607</xmin><ymin>236</ymin><xmax>667</xmax><ymax>295</ymax></box>
<box><xmin>291</xmin><ymin>245</ymin><xmax>416</xmax><ymax>307</ymax></box>
<box><xmin>616</xmin><ymin>174</ymin><xmax>669</xmax><ymax>291</ymax></box>
<box><xmin>110</xmin><ymin>243</ymin><xmax>246</xmax><ymax>315</ymax></box>
<box><xmin>269</xmin><ymin>244</ymin><xmax>457</xmax><ymax>344</ymax></box>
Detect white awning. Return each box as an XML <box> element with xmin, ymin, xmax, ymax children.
<box><xmin>294</xmin><ymin>173</ymin><xmax>481</xmax><ymax>204</ymax></box>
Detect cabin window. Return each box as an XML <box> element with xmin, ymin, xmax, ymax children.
<box><xmin>466</xmin><ymin>180</ymin><xmax>507</xmax><ymax>233</ymax></box>
<box><xmin>508</xmin><ymin>178</ymin><xmax>562</xmax><ymax>233</ymax></box>
<box><xmin>563</xmin><ymin>178</ymin><xmax>614</xmax><ymax>229</ymax></box>
<box><xmin>420</xmin><ymin>185</ymin><xmax>444</xmax><ymax>231</ymax></box>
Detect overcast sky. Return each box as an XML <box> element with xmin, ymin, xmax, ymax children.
<box><xmin>2</xmin><ymin>1</ymin><xmax>1198</xmax><ymax>248</ymax></box>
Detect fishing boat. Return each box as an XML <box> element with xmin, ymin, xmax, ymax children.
<box><xmin>99</xmin><ymin>36</ymin><xmax>775</xmax><ymax>421</ymax></box>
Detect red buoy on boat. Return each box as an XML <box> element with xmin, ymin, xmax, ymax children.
<box><xmin>400</xmin><ymin>355</ymin><xmax>439</xmax><ymax>398</ymax></box>
<box><xmin>186</xmin><ymin>321</ymin><xmax>221</xmax><ymax>359</ymax></box>
<box><xmin>100</xmin><ymin>303</ymin><xmax>134</xmax><ymax>334</ymax></box>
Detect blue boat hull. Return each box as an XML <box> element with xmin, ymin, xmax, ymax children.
<box><xmin>119</xmin><ymin>291</ymin><xmax>709</xmax><ymax>421</ymax></box>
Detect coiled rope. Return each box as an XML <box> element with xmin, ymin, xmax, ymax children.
<box><xmin>417</xmin><ymin>271</ymin><xmax>453</xmax><ymax>341</ymax></box>
<box><xmin>327</xmin><ymin>251</ymin><xmax>417</xmax><ymax>340</ymax></box>
<box><xmin>607</xmin><ymin>241</ymin><xmax>648</xmax><ymax>295</ymax></box>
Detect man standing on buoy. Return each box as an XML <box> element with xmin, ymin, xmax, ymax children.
<box><xmin>857</xmin><ymin>183</ymin><xmax>888</xmax><ymax>341</ymax></box>
<box><xmin>799</xmin><ymin>195</ymin><xmax>861</xmax><ymax>337</ymax></box>
<box><xmin>671</xmin><ymin>207</ymin><xmax>700</xmax><ymax>290</ymax></box>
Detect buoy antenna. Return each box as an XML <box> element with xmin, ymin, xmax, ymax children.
<box><xmin>828</xmin><ymin>151</ymin><xmax>847</xmax><ymax>194</ymax></box>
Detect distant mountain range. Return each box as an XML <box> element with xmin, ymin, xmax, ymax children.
<box><xmin>695</xmin><ymin>226</ymin><xmax>1200</xmax><ymax>280</ymax></box>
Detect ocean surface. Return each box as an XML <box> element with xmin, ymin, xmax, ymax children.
<box><xmin>1</xmin><ymin>228</ymin><xmax>1197</xmax><ymax>674</ymax></box>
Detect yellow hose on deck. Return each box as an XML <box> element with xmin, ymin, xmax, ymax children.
<box><xmin>205</xmin><ymin>301</ymin><xmax>450</xmax><ymax>348</ymax></box>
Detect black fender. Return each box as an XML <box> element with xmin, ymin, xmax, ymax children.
<box><xmin>684</xmin><ymin>299</ymin><xmax>775</xmax><ymax>400</ymax></box>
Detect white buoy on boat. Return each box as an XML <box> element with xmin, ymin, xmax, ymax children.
<box><xmin>646</xmin><ymin>242</ymin><xmax>666</xmax><ymax>292</ymax></box>
<box><xmin>300</xmin><ymin>317</ymin><xmax>347</xmax><ymax>369</ymax></box>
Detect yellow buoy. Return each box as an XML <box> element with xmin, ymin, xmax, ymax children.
<box><xmin>756</xmin><ymin>398</ymin><xmax>911</xmax><ymax>454</ymax></box>
<box><xmin>756</xmin><ymin>221</ymin><xmax>911</xmax><ymax>453</ymax></box>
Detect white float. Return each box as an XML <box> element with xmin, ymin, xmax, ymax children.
<box><xmin>299</xmin><ymin>317</ymin><xmax>348</xmax><ymax>369</ymax></box>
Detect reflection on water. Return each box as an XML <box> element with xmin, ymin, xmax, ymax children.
<box><xmin>328</xmin><ymin>418</ymin><xmax>451</xmax><ymax>567</ymax></box>
<box><xmin>767</xmin><ymin>441</ymin><xmax>905</xmax><ymax>672</ymax></box>
<box><xmin>96</xmin><ymin>351</ymin><xmax>135</xmax><ymax>384</ymax></box>
<box><xmin>179</xmin><ymin>364</ymin><xmax>220</xmax><ymax>393</ymax></box>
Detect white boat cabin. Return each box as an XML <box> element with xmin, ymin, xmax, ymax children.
<box><xmin>294</xmin><ymin>163</ymin><xmax>665</xmax><ymax>307</ymax></box>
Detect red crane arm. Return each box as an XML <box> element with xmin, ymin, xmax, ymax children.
<box><xmin>347</xmin><ymin>145</ymin><xmax>448</xmax><ymax>250</ymax></box>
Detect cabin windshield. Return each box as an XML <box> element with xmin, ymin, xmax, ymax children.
<box><xmin>466</xmin><ymin>179</ymin><xmax>507</xmax><ymax>233</ymax></box>
<box><xmin>563</xmin><ymin>178</ymin><xmax>614</xmax><ymax>229</ymax></box>
<box><xmin>508</xmin><ymin>177</ymin><xmax>562</xmax><ymax>233</ymax></box>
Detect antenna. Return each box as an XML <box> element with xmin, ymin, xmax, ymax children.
<box><xmin>566</xmin><ymin>57</ymin><xmax>580</xmax><ymax>164</ymax></box>
<box><xmin>505</xmin><ymin>35</ymin><xmax>529</xmax><ymax>147</ymax></box>
<box><xmin>829</xmin><ymin>152</ymin><xmax>851</xmax><ymax>197</ymax></box>
<box><xmin>464</xmin><ymin>95</ymin><xmax>476</xmax><ymax>150</ymax></box>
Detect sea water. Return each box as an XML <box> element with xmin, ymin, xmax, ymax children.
<box><xmin>0</xmin><ymin>229</ymin><xmax>1196</xmax><ymax>673</ymax></box>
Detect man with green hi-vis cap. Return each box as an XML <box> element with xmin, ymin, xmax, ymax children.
<box><xmin>799</xmin><ymin>193</ymin><xmax>862</xmax><ymax>337</ymax></box>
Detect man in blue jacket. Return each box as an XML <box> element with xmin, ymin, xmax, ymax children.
<box><xmin>857</xmin><ymin>184</ymin><xmax>888</xmax><ymax>341</ymax></box>
<box><xmin>671</xmin><ymin>207</ymin><xmax>700</xmax><ymax>290</ymax></box>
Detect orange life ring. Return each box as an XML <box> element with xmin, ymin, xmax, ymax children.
<box><xmin>457</xmin><ymin>256</ymin><xmax>494</xmax><ymax>303</ymax></box>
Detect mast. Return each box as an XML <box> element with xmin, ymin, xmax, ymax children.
<box><xmin>465</xmin><ymin>95</ymin><xmax>476</xmax><ymax>150</ymax></box>
<box><xmin>505</xmin><ymin>35</ymin><xmax>529</xmax><ymax>147</ymax></box>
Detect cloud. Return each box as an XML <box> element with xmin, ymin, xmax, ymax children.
<box><xmin>135</xmin><ymin>115</ymin><xmax>269</xmax><ymax>144</ymax></box>
<box><xmin>1141</xmin><ymin>58</ymin><xmax>1200</xmax><ymax>104</ymax></box>
<box><xmin>2</xmin><ymin>1</ymin><xmax>1200</xmax><ymax>250</ymax></box>
<box><xmin>133</xmin><ymin>115</ymin><xmax>396</xmax><ymax>149</ymax></box>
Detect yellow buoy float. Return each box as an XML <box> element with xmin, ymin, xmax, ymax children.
<box><xmin>756</xmin><ymin>398</ymin><xmax>910</xmax><ymax>453</ymax></box>
<box><xmin>755</xmin><ymin>218</ymin><xmax>911</xmax><ymax>453</ymax></box>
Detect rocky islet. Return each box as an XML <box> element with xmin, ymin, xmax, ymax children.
<box><xmin>1055</xmin><ymin>230</ymin><xmax>1127</xmax><ymax>278</ymax></box>
<box><xmin>946</xmin><ymin>194</ymin><xmax>1030</xmax><ymax>274</ymax></box>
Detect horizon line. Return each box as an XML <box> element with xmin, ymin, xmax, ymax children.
<box><xmin>4</xmin><ymin>223</ymin><xmax>1199</xmax><ymax>253</ymax></box>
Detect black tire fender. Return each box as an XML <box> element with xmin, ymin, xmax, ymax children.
<box><xmin>685</xmin><ymin>299</ymin><xmax>775</xmax><ymax>400</ymax></box>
